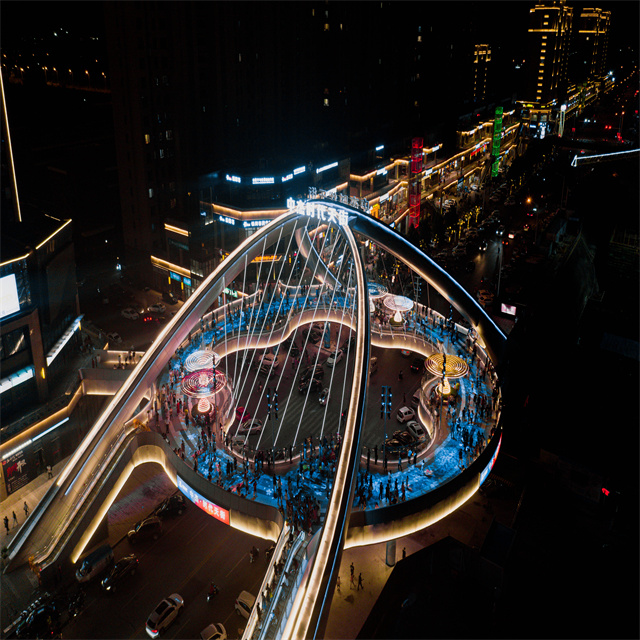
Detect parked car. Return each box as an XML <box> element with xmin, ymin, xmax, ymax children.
<box><xmin>76</xmin><ymin>544</ymin><xmax>114</xmax><ymax>583</ymax></box>
<box><xmin>101</xmin><ymin>554</ymin><xmax>139</xmax><ymax>592</ymax></box>
<box><xmin>200</xmin><ymin>622</ymin><xmax>227</xmax><ymax>640</ymax></box>
<box><xmin>406</xmin><ymin>420</ymin><xmax>428</xmax><ymax>443</ymax></box>
<box><xmin>326</xmin><ymin>349</ymin><xmax>344</xmax><ymax>367</ymax></box>
<box><xmin>238</xmin><ymin>418</ymin><xmax>263</xmax><ymax>435</ymax></box>
<box><xmin>300</xmin><ymin>365</ymin><xmax>324</xmax><ymax>383</ymax></box>
<box><xmin>162</xmin><ymin>291</ymin><xmax>178</xmax><ymax>305</ymax></box>
<box><xmin>396</xmin><ymin>406</ymin><xmax>415</xmax><ymax>423</ymax></box>
<box><xmin>14</xmin><ymin>603</ymin><xmax>61</xmax><ymax>639</ymax></box>
<box><xmin>298</xmin><ymin>377</ymin><xmax>323</xmax><ymax>393</ymax></box>
<box><xmin>121</xmin><ymin>307</ymin><xmax>139</xmax><ymax>320</ymax></box>
<box><xmin>260</xmin><ymin>352</ymin><xmax>280</xmax><ymax>368</ymax></box>
<box><xmin>107</xmin><ymin>332</ymin><xmax>123</xmax><ymax>345</ymax></box>
<box><xmin>127</xmin><ymin>516</ymin><xmax>163</xmax><ymax>544</ymax></box>
<box><xmin>383</xmin><ymin>436</ymin><xmax>404</xmax><ymax>453</ymax></box>
<box><xmin>155</xmin><ymin>494</ymin><xmax>187</xmax><ymax>519</ymax></box>
<box><xmin>146</xmin><ymin>593</ymin><xmax>184</xmax><ymax>638</ymax></box>
<box><xmin>148</xmin><ymin>302</ymin><xmax>166</xmax><ymax>313</ymax></box>
<box><xmin>235</xmin><ymin>406</ymin><xmax>251</xmax><ymax>423</ymax></box>
<box><xmin>393</xmin><ymin>429</ymin><xmax>417</xmax><ymax>446</ymax></box>
<box><xmin>234</xmin><ymin>591</ymin><xmax>256</xmax><ymax>619</ymax></box>
<box><xmin>410</xmin><ymin>357</ymin><xmax>424</xmax><ymax>373</ymax></box>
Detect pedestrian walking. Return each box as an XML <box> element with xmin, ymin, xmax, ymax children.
<box><xmin>12</xmin><ymin>511</ymin><xmax>18</xmax><ymax>527</ymax></box>
<box><xmin>350</xmin><ymin>562</ymin><xmax>355</xmax><ymax>585</ymax></box>
<box><xmin>402</xmin><ymin>547</ymin><xmax>406</xmax><ymax>560</ymax></box>
<box><xmin>47</xmin><ymin>464</ymin><xmax>53</xmax><ymax>479</ymax></box>
<box><xmin>23</xmin><ymin>501</ymin><xmax>29</xmax><ymax>517</ymax></box>
<box><xmin>4</xmin><ymin>515</ymin><xmax>9</xmax><ymax>535</ymax></box>
<box><xmin>357</xmin><ymin>573</ymin><xmax>364</xmax><ymax>590</ymax></box>
<box><xmin>336</xmin><ymin>575</ymin><xmax>341</xmax><ymax>593</ymax></box>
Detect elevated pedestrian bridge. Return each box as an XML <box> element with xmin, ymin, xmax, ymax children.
<box><xmin>5</xmin><ymin>199</ymin><xmax>506</xmax><ymax>639</ymax></box>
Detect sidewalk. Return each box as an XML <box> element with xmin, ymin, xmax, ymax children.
<box><xmin>324</xmin><ymin>487</ymin><xmax>501</xmax><ymax>639</ymax></box>
<box><xmin>1</xmin><ymin>458</ymin><xmax>70</xmax><ymax>632</ymax></box>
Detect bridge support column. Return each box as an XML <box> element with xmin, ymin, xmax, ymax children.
<box><xmin>385</xmin><ymin>539</ymin><xmax>396</xmax><ymax>567</ymax></box>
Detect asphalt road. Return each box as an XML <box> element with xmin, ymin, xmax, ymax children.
<box><xmin>63</xmin><ymin>500</ymin><xmax>267</xmax><ymax>640</ymax></box>
<box><xmin>221</xmin><ymin>330</ymin><xmax>424</xmax><ymax>453</ymax></box>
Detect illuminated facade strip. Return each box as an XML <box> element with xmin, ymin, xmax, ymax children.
<box><xmin>0</xmin><ymin>366</ymin><xmax>35</xmax><ymax>396</ymax></box>
<box><xmin>150</xmin><ymin>255</ymin><xmax>191</xmax><ymax>278</ymax></box>
<box><xmin>0</xmin><ymin>70</ymin><xmax>22</xmax><ymax>222</ymax></box>
<box><xmin>0</xmin><ymin>251</ymin><xmax>32</xmax><ymax>268</ymax></box>
<box><xmin>164</xmin><ymin>223</ymin><xmax>189</xmax><ymax>237</ymax></box>
<box><xmin>46</xmin><ymin>315</ymin><xmax>84</xmax><ymax>366</ymax></box>
<box><xmin>35</xmin><ymin>219</ymin><xmax>72</xmax><ymax>250</ymax></box>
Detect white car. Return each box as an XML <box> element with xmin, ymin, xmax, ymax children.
<box><xmin>238</xmin><ymin>418</ymin><xmax>263</xmax><ymax>435</ymax></box>
<box><xmin>148</xmin><ymin>302</ymin><xmax>166</xmax><ymax>313</ymax></box>
<box><xmin>396</xmin><ymin>406</ymin><xmax>415</xmax><ymax>424</ymax></box>
<box><xmin>200</xmin><ymin>623</ymin><xmax>227</xmax><ymax>640</ymax></box>
<box><xmin>121</xmin><ymin>307</ymin><xmax>139</xmax><ymax>320</ymax></box>
<box><xmin>326</xmin><ymin>349</ymin><xmax>344</xmax><ymax>367</ymax></box>
<box><xmin>107</xmin><ymin>332</ymin><xmax>123</xmax><ymax>345</ymax></box>
<box><xmin>406</xmin><ymin>420</ymin><xmax>427</xmax><ymax>443</ymax></box>
<box><xmin>145</xmin><ymin>593</ymin><xmax>184</xmax><ymax>638</ymax></box>
<box><xmin>235</xmin><ymin>591</ymin><xmax>256</xmax><ymax>619</ymax></box>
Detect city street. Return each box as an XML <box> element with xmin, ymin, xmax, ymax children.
<box><xmin>63</xmin><ymin>466</ymin><xmax>267</xmax><ymax>640</ymax></box>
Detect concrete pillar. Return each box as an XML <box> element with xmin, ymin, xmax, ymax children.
<box><xmin>385</xmin><ymin>539</ymin><xmax>396</xmax><ymax>567</ymax></box>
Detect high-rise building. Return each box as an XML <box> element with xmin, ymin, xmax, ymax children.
<box><xmin>103</xmin><ymin>2</ymin><xmax>469</xmax><ymax>296</ymax></box>
<box><xmin>574</xmin><ymin>7</ymin><xmax>611</xmax><ymax>83</ymax></box>
<box><xmin>526</xmin><ymin>1</ymin><xmax>573</xmax><ymax>105</ymax></box>
<box><xmin>473</xmin><ymin>44</ymin><xmax>492</xmax><ymax>104</ymax></box>
<box><xmin>518</xmin><ymin>0</ymin><xmax>574</xmax><ymax>137</ymax></box>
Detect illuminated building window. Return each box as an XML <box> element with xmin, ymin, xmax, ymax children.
<box><xmin>324</xmin><ymin>23</ymin><xmax>329</xmax><ymax>31</ymax></box>
<box><xmin>159</xmin><ymin>148</ymin><xmax>165</xmax><ymax>159</ymax></box>
<box><xmin>324</xmin><ymin>98</ymin><xmax>329</xmax><ymax>107</ymax></box>
<box><xmin>144</xmin><ymin>134</ymin><xmax>150</xmax><ymax>144</ymax></box>
<box><xmin>148</xmin><ymin>188</ymin><xmax>154</xmax><ymax>198</ymax></box>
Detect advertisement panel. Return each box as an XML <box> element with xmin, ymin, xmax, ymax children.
<box><xmin>2</xmin><ymin>449</ymin><xmax>35</xmax><ymax>495</ymax></box>
<box><xmin>177</xmin><ymin>475</ymin><xmax>230</xmax><ymax>525</ymax></box>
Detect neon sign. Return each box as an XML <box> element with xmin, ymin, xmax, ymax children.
<box><xmin>315</xmin><ymin>161</ymin><xmax>338</xmax><ymax>174</ymax></box>
<box><xmin>226</xmin><ymin>174</ymin><xmax>241</xmax><ymax>183</ymax></box>
<box><xmin>252</xmin><ymin>177</ymin><xmax>275</xmax><ymax>185</ymax></box>
<box><xmin>177</xmin><ymin>476</ymin><xmax>230</xmax><ymax>525</ymax></box>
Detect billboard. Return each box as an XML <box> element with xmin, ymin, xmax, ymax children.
<box><xmin>0</xmin><ymin>274</ymin><xmax>20</xmax><ymax>319</ymax></box>
<box><xmin>177</xmin><ymin>475</ymin><xmax>230</xmax><ymax>525</ymax></box>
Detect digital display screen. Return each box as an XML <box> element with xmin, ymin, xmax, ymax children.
<box><xmin>0</xmin><ymin>274</ymin><xmax>20</xmax><ymax>319</ymax></box>
<box><xmin>177</xmin><ymin>476</ymin><xmax>230</xmax><ymax>525</ymax></box>
<box><xmin>501</xmin><ymin>303</ymin><xmax>517</xmax><ymax>316</ymax></box>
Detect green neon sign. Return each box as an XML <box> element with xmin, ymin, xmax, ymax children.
<box><xmin>491</xmin><ymin>106</ymin><xmax>504</xmax><ymax>178</ymax></box>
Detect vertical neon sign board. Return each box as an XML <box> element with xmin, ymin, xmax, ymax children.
<box><xmin>491</xmin><ymin>107</ymin><xmax>503</xmax><ymax>178</ymax></box>
<box><xmin>177</xmin><ymin>476</ymin><xmax>230</xmax><ymax>525</ymax></box>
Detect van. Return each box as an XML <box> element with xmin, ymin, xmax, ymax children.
<box><xmin>369</xmin><ymin>357</ymin><xmax>378</xmax><ymax>374</ymax></box>
<box><xmin>76</xmin><ymin>544</ymin><xmax>114</xmax><ymax>583</ymax></box>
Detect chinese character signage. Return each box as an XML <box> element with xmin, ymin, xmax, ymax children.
<box><xmin>177</xmin><ymin>476</ymin><xmax>230</xmax><ymax>525</ymax></box>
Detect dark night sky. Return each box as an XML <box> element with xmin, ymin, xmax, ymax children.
<box><xmin>2</xmin><ymin>1</ymin><xmax>637</xmax><ymax>52</ymax></box>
